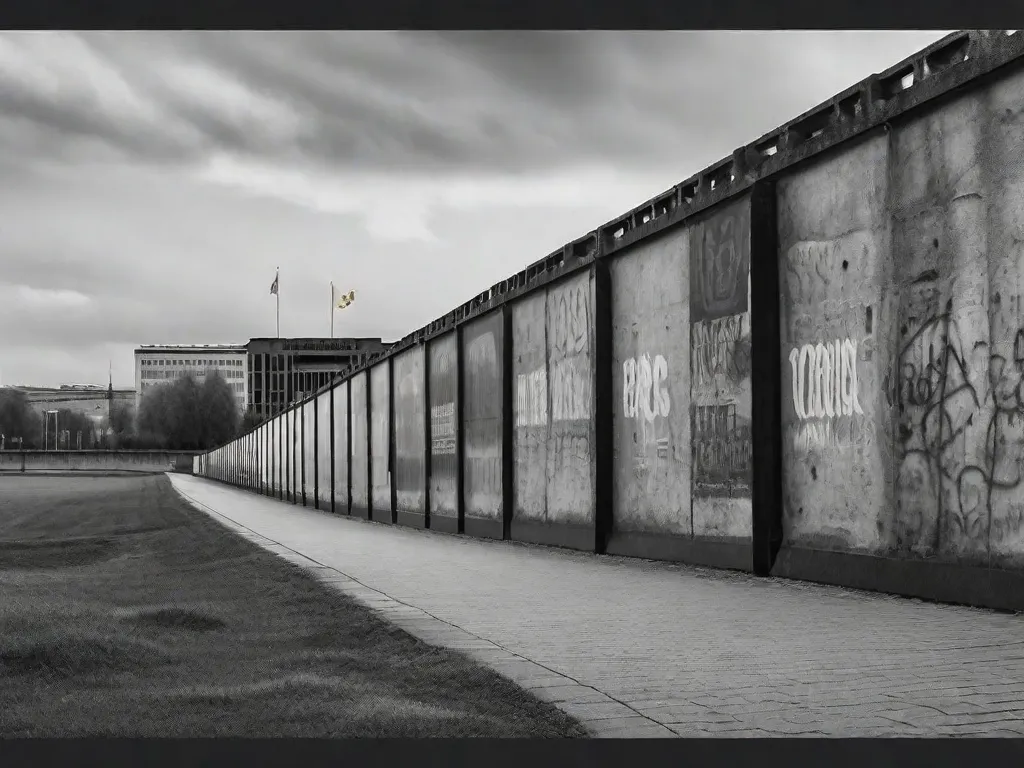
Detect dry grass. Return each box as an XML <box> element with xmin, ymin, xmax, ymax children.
<box><xmin>0</xmin><ymin>474</ymin><xmax>589</xmax><ymax>738</ymax></box>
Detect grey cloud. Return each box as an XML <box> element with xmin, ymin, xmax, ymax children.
<box><xmin>0</xmin><ymin>31</ymin><xmax>950</xmax><ymax>182</ymax></box>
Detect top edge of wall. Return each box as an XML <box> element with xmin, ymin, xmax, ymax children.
<box><xmin>211</xmin><ymin>29</ymin><xmax>1024</xmax><ymax>454</ymax></box>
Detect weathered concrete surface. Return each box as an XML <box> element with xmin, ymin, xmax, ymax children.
<box><xmin>889</xmin><ymin>73</ymin><xmax>1024</xmax><ymax>568</ymax></box>
<box><xmin>689</xmin><ymin>198</ymin><xmax>753</xmax><ymax>542</ymax></box>
<box><xmin>393</xmin><ymin>346</ymin><xmax>426</xmax><ymax>515</ymax></box>
<box><xmin>333</xmin><ymin>381</ymin><xmax>349</xmax><ymax>513</ymax></box>
<box><xmin>370</xmin><ymin>362</ymin><xmax>392</xmax><ymax>521</ymax></box>
<box><xmin>0</xmin><ymin>450</ymin><xmax>196</xmax><ymax>474</ymax></box>
<box><xmin>350</xmin><ymin>373</ymin><xmax>369</xmax><ymax>514</ymax></box>
<box><xmin>428</xmin><ymin>333</ymin><xmax>459</xmax><ymax>522</ymax></box>
<box><xmin>777</xmin><ymin>135</ymin><xmax>891</xmax><ymax>555</ymax></box>
<box><xmin>171</xmin><ymin>474</ymin><xmax>1024</xmax><ymax>738</ymax></box>
<box><xmin>315</xmin><ymin>390</ymin><xmax>332</xmax><ymax>509</ymax></box>
<box><xmin>462</xmin><ymin>312</ymin><xmax>504</xmax><ymax>524</ymax></box>
<box><xmin>610</xmin><ymin>227</ymin><xmax>692</xmax><ymax>536</ymax></box>
<box><xmin>302</xmin><ymin>399</ymin><xmax>316</xmax><ymax>504</ymax></box>
<box><xmin>511</xmin><ymin>272</ymin><xmax>595</xmax><ymax>528</ymax></box>
<box><xmin>513</xmin><ymin>291</ymin><xmax>548</xmax><ymax>523</ymax></box>
<box><xmin>545</xmin><ymin>273</ymin><xmax>594</xmax><ymax>525</ymax></box>
<box><xmin>291</xmin><ymin>405</ymin><xmax>301</xmax><ymax>502</ymax></box>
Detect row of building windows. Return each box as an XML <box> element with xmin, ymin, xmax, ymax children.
<box><xmin>141</xmin><ymin>379</ymin><xmax>245</xmax><ymax>394</ymax></box>
<box><xmin>141</xmin><ymin>358</ymin><xmax>244</xmax><ymax>367</ymax></box>
<box><xmin>141</xmin><ymin>369</ymin><xmax>245</xmax><ymax>382</ymax></box>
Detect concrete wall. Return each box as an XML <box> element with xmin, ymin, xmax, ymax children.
<box><xmin>350</xmin><ymin>372</ymin><xmax>369</xmax><ymax>517</ymax></box>
<box><xmin>429</xmin><ymin>332</ymin><xmax>459</xmax><ymax>529</ymax></box>
<box><xmin>0</xmin><ymin>450</ymin><xmax>198</xmax><ymax>474</ymax></box>
<box><xmin>394</xmin><ymin>346</ymin><xmax>427</xmax><ymax>524</ymax></box>
<box><xmin>511</xmin><ymin>270</ymin><xmax>595</xmax><ymax>545</ymax></box>
<box><xmin>334</xmin><ymin>381</ymin><xmax>349</xmax><ymax>514</ymax></box>
<box><xmin>370</xmin><ymin>362</ymin><xmax>393</xmax><ymax>523</ymax></box>
<box><xmin>462</xmin><ymin>311</ymin><xmax>505</xmax><ymax>536</ymax></box>
<box><xmin>303</xmin><ymin>398</ymin><xmax>316</xmax><ymax>505</ymax></box>
<box><xmin>316</xmin><ymin>389</ymin><xmax>332</xmax><ymax>510</ymax></box>
<box><xmin>777</xmin><ymin>71</ymin><xmax>1024</xmax><ymax>573</ymax></box>
<box><xmin>194</xmin><ymin>36</ymin><xmax>1024</xmax><ymax>612</ymax></box>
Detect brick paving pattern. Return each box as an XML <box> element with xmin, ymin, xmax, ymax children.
<box><xmin>169</xmin><ymin>475</ymin><xmax>1024</xmax><ymax>738</ymax></box>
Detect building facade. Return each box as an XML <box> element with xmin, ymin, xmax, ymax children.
<box><xmin>7</xmin><ymin>384</ymin><xmax>135</xmax><ymax>444</ymax></box>
<box><xmin>247</xmin><ymin>337</ymin><xmax>391</xmax><ymax>419</ymax></box>
<box><xmin>134</xmin><ymin>345</ymin><xmax>248</xmax><ymax>413</ymax></box>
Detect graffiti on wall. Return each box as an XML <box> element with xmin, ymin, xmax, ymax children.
<box><xmin>890</xmin><ymin>274</ymin><xmax>1024</xmax><ymax>555</ymax></box>
<box><xmin>691</xmin><ymin>314</ymin><xmax>750</xmax><ymax>389</ymax></box>
<box><xmin>622</xmin><ymin>354</ymin><xmax>671</xmax><ymax>421</ymax></box>
<box><xmin>464</xmin><ymin>322</ymin><xmax>503</xmax><ymax>512</ymax></box>
<box><xmin>691</xmin><ymin>404</ymin><xmax>752</xmax><ymax>498</ymax></box>
<box><xmin>429</xmin><ymin>337</ymin><xmax>458</xmax><ymax>514</ymax></box>
<box><xmin>691</xmin><ymin>204</ymin><xmax>751</xmax><ymax>323</ymax></box>
<box><xmin>431</xmin><ymin>402</ymin><xmax>456</xmax><ymax>454</ymax></box>
<box><xmin>789</xmin><ymin>339</ymin><xmax>865</xmax><ymax>420</ymax></box>
<box><xmin>690</xmin><ymin>201</ymin><xmax>752</xmax><ymax>500</ymax></box>
<box><xmin>515</xmin><ymin>368</ymin><xmax>548</xmax><ymax>427</ymax></box>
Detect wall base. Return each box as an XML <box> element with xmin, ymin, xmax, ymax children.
<box><xmin>772</xmin><ymin>546</ymin><xmax>1024</xmax><ymax>614</ymax></box>
<box><xmin>606</xmin><ymin>531</ymin><xmax>753</xmax><ymax>572</ymax></box>
<box><xmin>511</xmin><ymin>519</ymin><xmax>594</xmax><ymax>552</ymax></box>
<box><xmin>430</xmin><ymin>514</ymin><xmax>460</xmax><ymax>534</ymax></box>
<box><xmin>371</xmin><ymin>509</ymin><xmax>394</xmax><ymax>525</ymax></box>
<box><xmin>397</xmin><ymin>510</ymin><xmax>427</xmax><ymax>529</ymax></box>
<box><xmin>350</xmin><ymin>505</ymin><xmax>370</xmax><ymax>521</ymax></box>
<box><xmin>331</xmin><ymin>497</ymin><xmax>349</xmax><ymax>515</ymax></box>
<box><xmin>465</xmin><ymin>516</ymin><xmax>503</xmax><ymax>540</ymax></box>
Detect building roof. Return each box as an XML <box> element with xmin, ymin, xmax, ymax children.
<box><xmin>135</xmin><ymin>344</ymin><xmax>247</xmax><ymax>354</ymax></box>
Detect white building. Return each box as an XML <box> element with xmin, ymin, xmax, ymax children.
<box><xmin>134</xmin><ymin>344</ymin><xmax>248</xmax><ymax>414</ymax></box>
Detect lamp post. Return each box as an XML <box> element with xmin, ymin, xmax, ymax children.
<box><xmin>44</xmin><ymin>410</ymin><xmax>58</xmax><ymax>452</ymax></box>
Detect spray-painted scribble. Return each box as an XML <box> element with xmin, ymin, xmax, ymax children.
<box><xmin>690</xmin><ymin>201</ymin><xmax>750</xmax><ymax>322</ymax></box>
<box><xmin>692</xmin><ymin>404</ymin><xmax>751</xmax><ymax>498</ymax></box>
<box><xmin>691</xmin><ymin>315</ymin><xmax>750</xmax><ymax>388</ymax></box>
<box><xmin>551</xmin><ymin>358</ymin><xmax>591</xmax><ymax>422</ymax></box>
<box><xmin>515</xmin><ymin>368</ymin><xmax>548</xmax><ymax>428</ymax></box>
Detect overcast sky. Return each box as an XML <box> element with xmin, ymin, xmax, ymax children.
<box><xmin>0</xmin><ymin>30</ymin><xmax>947</xmax><ymax>388</ymax></box>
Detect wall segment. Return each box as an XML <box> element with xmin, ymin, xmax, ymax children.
<box><xmin>195</xmin><ymin>32</ymin><xmax>1024</xmax><ymax>612</ymax></box>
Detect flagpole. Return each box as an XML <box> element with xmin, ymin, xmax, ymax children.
<box><xmin>275</xmin><ymin>267</ymin><xmax>280</xmax><ymax>338</ymax></box>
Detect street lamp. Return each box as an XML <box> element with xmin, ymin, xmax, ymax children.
<box><xmin>44</xmin><ymin>410</ymin><xmax>58</xmax><ymax>452</ymax></box>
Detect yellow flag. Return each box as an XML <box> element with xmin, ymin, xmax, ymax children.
<box><xmin>333</xmin><ymin>287</ymin><xmax>355</xmax><ymax>310</ymax></box>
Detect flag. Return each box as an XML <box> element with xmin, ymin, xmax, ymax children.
<box><xmin>270</xmin><ymin>271</ymin><xmax>279</xmax><ymax>295</ymax></box>
<box><xmin>333</xmin><ymin>286</ymin><xmax>356</xmax><ymax>310</ymax></box>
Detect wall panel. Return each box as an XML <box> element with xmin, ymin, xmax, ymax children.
<box><xmin>350</xmin><ymin>373</ymin><xmax>370</xmax><ymax>516</ymax></box>
<box><xmin>462</xmin><ymin>311</ymin><xmax>504</xmax><ymax>526</ymax></box>
<box><xmin>610</xmin><ymin>227</ymin><xmax>692</xmax><ymax>536</ymax></box>
<box><xmin>429</xmin><ymin>332</ymin><xmax>459</xmax><ymax>524</ymax></box>
<box><xmin>394</xmin><ymin>346</ymin><xmax>427</xmax><ymax>518</ymax></box>
<box><xmin>316</xmin><ymin>388</ymin><xmax>333</xmax><ymax>510</ymax></box>
<box><xmin>334</xmin><ymin>381</ymin><xmax>350</xmax><ymax>514</ymax></box>
<box><xmin>370</xmin><ymin>362</ymin><xmax>393</xmax><ymax>522</ymax></box>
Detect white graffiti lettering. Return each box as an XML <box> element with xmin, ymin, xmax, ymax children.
<box><xmin>515</xmin><ymin>369</ymin><xmax>549</xmax><ymax>428</ymax></box>
<box><xmin>430</xmin><ymin>402</ymin><xmax>456</xmax><ymax>455</ymax></box>
<box><xmin>622</xmin><ymin>354</ymin><xmax>671</xmax><ymax>421</ymax></box>
<box><xmin>788</xmin><ymin>338</ymin><xmax>864</xmax><ymax>421</ymax></box>
<box><xmin>551</xmin><ymin>358</ymin><xmax>591</xmax><ymax>422</ymax></box>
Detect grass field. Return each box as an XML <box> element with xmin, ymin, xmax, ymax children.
<box><xmin>0</xmin><ymin>474</ymin><xmax>589</xmax><ymax>737</ymax></box>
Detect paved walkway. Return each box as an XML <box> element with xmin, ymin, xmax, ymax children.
<box><xmin>168</xmin><ymin>474</ymin><xmax>1024</xmax><ymax>738</ymax></box>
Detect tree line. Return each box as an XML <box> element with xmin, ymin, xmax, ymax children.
<box><xmin>0</xmin><ymin>372</ymin><xmax>250</xmax><ymax>451</ymax></box>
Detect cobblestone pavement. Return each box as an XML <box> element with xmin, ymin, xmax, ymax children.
<box><xmin>169</xmin><ymin>475</ymin><xmax>1024</xmax><ymax>738</ymax></box>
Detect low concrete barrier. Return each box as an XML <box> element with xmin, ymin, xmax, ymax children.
<box><xmin>0</xmin><ymin>450</ymin><xmax>199</xmax><ymax>475</ymax></box>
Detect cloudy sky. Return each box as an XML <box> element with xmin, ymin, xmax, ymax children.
<box><xmin>0</xmin><ymin>30</ymin><xmax>947</xmax><ymax>388</ymax></box>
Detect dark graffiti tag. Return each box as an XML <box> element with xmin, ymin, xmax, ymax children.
<box><xmin>690</xmin><ymin>202</ymin><xmax>751</xmax><ymax>322</ymax></box>
<box><xmin>691</xmin><ymin>404</ymin><xmax>752</xmax><ymax>498</ymax></box>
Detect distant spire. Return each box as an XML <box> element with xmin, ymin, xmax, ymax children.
<box><xmin>107</xmin><ymin>361</ymin><xmax>113</xmax><ymax>402</ymax></box>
